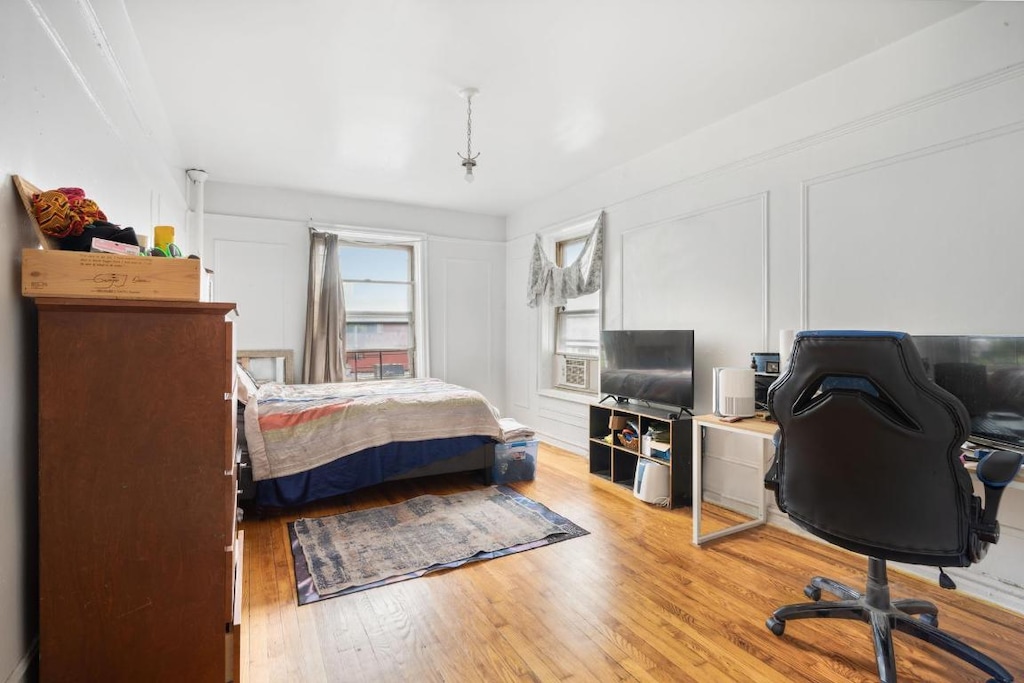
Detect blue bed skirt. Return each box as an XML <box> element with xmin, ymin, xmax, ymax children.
<box><xmin>253</xmin><ymin>435</ymin><xmax>495</xmax><ymax>507</ymax></box>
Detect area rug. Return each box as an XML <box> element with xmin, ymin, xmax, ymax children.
<box><xmin>288</xmin><ymin>485</ymin><xmax>588</xmax><ymax>604</ymax></box>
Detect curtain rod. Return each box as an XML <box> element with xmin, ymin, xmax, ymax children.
<box><xmin>202</xmin><ymin>211</ymin><xmax>504</xmax><ymax>246</ymax></box>
<box><xmin>307</xmin><ymin>219</ymin><xmax>427</xmax><ymax>240</ymax></box>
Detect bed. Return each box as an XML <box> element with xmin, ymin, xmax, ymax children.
<box><xmin>235</xmin><ymin>355</ymin><xmax>503</xmax><ymax>508</ymax></box>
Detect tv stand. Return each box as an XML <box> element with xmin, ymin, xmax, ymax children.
<box><xmin>588</xmin><ymin>402</ymin><xmax>693</xmax><ymax>508</ymax></box>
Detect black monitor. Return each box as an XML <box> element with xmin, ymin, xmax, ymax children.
<box><xmin>600</xmin><ymin>330</ymin><xmax>695</xmax><ymax>411</ymax></box>
<box><xmin>914</xmin><ymin>335</ymin><xmax>1024</xmax><ymax>452</ymax></box>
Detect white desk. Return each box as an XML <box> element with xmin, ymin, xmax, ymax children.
<box><xmin>692</xmin><ymin>414</ymin><xmax>778</xmax><ymax>546</ymax></box>
<box><xmin>690</xmin><ymin>417</ymin><xmax>1024</xmax><ymax>547</ymax></box>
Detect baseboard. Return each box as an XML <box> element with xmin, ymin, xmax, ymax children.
<box><xmin>893</xmin><ymin>564</ymin><xmax>1024</xmax><ymax>616</ymax></box>
<box><xmin>532</xmin><ymin>431</ymin><xmax>586</xmax><ymax>457</ymax></box>
<box><xmin>4</xmin><ymin>637</ymin><xmax>38</xmax><ymax>683</ymax></box>
<box><xmin>702</xmin><ymin>490</ymin><xmax>759</xmax><ymax>519</ymax></box>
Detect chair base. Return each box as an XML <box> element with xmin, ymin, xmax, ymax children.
<box><xmin>766</xmin><ymin>557</ymin><xmax>1012</xmax><ymax>683</ymax></box>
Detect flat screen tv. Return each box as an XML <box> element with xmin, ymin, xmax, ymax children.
<box><xmin>600</xmin><ymin>330</ymin><xmax>694</xmax><ymax>413</ymax></box>
<box><xmin>914</xmin><ymin>335</ymin><xmax>1024</xmax><ymax>452</ymax></box>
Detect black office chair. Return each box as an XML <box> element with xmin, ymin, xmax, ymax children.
<box><xmin>764</xmin><ymin>330</ymin><xmax>1023</xmax><ymax>683</ymax></box>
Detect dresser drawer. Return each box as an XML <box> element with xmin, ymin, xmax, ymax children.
<box><xmin>225</xmin><ymin>530</ymin><xmax>244</xmax><ymax>682</ymax></box>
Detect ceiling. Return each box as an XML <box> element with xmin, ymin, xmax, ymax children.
<box><xmin>123</xmin><ymin>0</ymin><xmax>974</xmax><ymax>217</ymax></box>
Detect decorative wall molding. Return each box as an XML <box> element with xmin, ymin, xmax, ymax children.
<box><xmin>687</xmin><ymin>60</ymin><xmax>1024</xmax><ymax>192</ymax></box>
<box><xmin>537</xmin><ymin>395</ymin><xmax>589</xmax><ymax>423</ymax></box>
<box><xmin>442</xmin><ymin>257</ymin><xmax>493</xmax><ymax>390</ymax></box>
<box><xmin>212</xmin><ymin>238</ymin><xmax>289</xmax><ymax>346</ymax></box>
<box><xmin>533</xmin><ymin>430</ymin><xmax>587</xmax><ymax>457</ymax></box>
<box><xmin>510</xmin><ymin>253</ymin><xmax>533</xmax><ymax>411</ymax></box>
<box><xmin>704</xmin><ymin>453</ymin><xmax>759</xmax><ymax>470</ymax></box>
<box><xmin>702</xmin><ymin>491</ymin><xmax>759</xmax><ymax>520</ymax></box>
<box><xmin>529</xmin><ymin>60</ymin><xmax>1024</xmax><ymax>238</ymax></box>
<box><xmin>74</xmin><ymin>0</ymin><xmax>151</xmax><ymax>137</ymax></box>
<box><xmin>25</xmin><ymin>0</ymin><xmax>117</xmax><ymax>132</ymax></box>
<box><xmin>620</xmin><ymin>191</ymin><xmax>770</xmax><ymax>348</ymax></box>
<box><xmin>799</xmin><ymin>117</ymin><xmax>1024</xmax><ymax>327</ymax></box>
<box><xmin>24</xmin><ymin>0</ymin><xmax>183</xmax><ymax>200</ymax></box>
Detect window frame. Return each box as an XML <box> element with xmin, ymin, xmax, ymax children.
<box><xmin>328</xmin><ymin>227</ymin><xmax>427</xmax><ymax>382</ymax></box>
<box><xmin>535</xmin><ymin>212</ymin><xmax>603</xmax><ymax>398</ymax></box>
<box><xmin>554</xmin><ymin>236</ymin><xmax>600</xmax><ymax>360</ymax></box>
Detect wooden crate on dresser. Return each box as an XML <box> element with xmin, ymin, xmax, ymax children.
<box><xmin>35</xmin><ymin>298</ymin><xmax>242</xmax><ymax>683</ymax></box>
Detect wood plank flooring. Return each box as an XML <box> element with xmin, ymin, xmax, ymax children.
<box><xmin>239</xmin><ymin>443</ymin><xmax>1024</xmax><ymax>682</ymax></box>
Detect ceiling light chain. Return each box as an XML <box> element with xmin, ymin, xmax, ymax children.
<box><xmin>457</xmin><ymin>87</ymin><xmax>480</xmax><ymax>183</ymax></box>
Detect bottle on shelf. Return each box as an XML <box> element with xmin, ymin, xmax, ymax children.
<box><xmin>641</xmin><ymin>427</ymin><xmax>654</xmax><ymax>456</ymax></box>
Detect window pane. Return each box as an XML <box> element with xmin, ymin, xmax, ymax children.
<box><xmin>345</xmin><ymin>349</ymin><xmax>414</xmax><ymax>381</ymax></box>
<box><xmin>557</xmin><ymin>311</ymin><xmax>599</xmax><ymax>356</ymax></box>
<box><xmin>340</xmin><ymin>245</ymin><xmax>411</xmax><ymax>282</ymax></box>
<box><xmin>559</xmin><ymin>239</ymin><xmax>585</xmax><ymax>267</ymax></box>
<box><xmin>345</xmin><ymin>320</ymin><xmax>411</xmax><ymax>351</ymax></box>
<box><xmin>343</xmin><ymin>282</ymin><xmax>411</xmax><ymax>313</ymax></box>
<box><xmin>337</xmin><ymin>241</ymin><xmax>417</xmax><ymax>383</ymax></box>
<box><xmin>563</xmin><ymin>289</ymin><xmax>600</xmax><ymax>312</ymax></box>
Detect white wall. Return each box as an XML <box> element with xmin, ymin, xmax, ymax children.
<box><xmin>203</xmin><ymin>182</ymin><xmax>508</xmax><ymax>412</ymax></box>
<box><xmin>505</xmin><ymin>3</ymin><xmax>1024</xmax><ymax>612</ymax></box>
<box><xmin>0</xmin><ymin>1</ymin><xmax>187</xmax><ymax>679</ymax></box>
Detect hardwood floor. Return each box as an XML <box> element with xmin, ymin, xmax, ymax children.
<box><xmin>239</xmin><ymin>443</ymin><xmax>1024</xmax><ymax>682</ymax></box>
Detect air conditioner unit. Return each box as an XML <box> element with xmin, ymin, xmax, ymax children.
<box><xmin>555</xmin><ymin>355</ymin><xmax>598</xmax><ymax>391</ymax></box>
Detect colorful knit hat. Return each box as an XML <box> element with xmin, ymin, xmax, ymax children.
<box><xmin>32</xmin><ymin>187</ymin><xmax>107</xmax><ymax>238</ymax></box>
<box><xmin>32</xmin><ymin>190</ymin><xmax>72</xmax><ymax>237</ymax></box>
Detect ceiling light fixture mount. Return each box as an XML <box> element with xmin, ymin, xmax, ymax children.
<box><xmin>457</xmin><ymin>87</ymin><xmax>479</xmax><ymax>183</ymax></box>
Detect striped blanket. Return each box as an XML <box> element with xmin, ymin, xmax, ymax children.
<box><xmin>244</xmin><ymin>378</ymin><xmax>503</xmax><ymax>481</ymax></box>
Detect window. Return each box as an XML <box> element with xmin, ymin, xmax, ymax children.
<box><xmin>339</xmin><ymin>241</ymin><xmax>417</xmax><ymax>381</ymax></box>
<box><xmin>555</xmin><ymin>237</ymin><xmax>600</xmax><ymax>359</ymax></box>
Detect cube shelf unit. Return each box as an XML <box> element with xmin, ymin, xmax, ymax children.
<box><xmin>588</xmin><ymin>402</ymin><xmax>693</xmax><ymax>508</ymax></box>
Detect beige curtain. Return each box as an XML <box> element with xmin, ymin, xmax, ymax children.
<box><xmin>302</xmin><ymin>231</ymin><xmax>345</xmax><ymax>383</ymax></box>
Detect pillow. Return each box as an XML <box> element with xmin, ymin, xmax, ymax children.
<box><xmin>236</xmin><ymin>363</ymin><xmax>261</xmax><ymax>404</ymax></box>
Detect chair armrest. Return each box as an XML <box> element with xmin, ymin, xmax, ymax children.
<box><xmin>977</xmin><ymin>450</ymin><xmax>1024</xmax><ymax>487</ymax></box>
<box><xmin>975</xmin><ymin>450</ymin><xmax>1024</xmax><ymax>544</ymax></box>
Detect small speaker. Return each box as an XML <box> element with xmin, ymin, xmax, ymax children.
<box><xmin>713</xmin><ymin>367</ymin><xmax>756</xmax><ymax>418</ymax></box>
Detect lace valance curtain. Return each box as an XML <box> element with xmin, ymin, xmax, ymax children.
<box><xmin>527</xmin><ymin>211</ymin><xmax>604</xmax><ymax>308</ymax></box>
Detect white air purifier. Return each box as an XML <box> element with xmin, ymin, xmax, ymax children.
<box><xmin>713</xmin><ymin>367</ymin><xmax>756</xmax><ymax>418</ymax></box>
<box><xmin>633</xmin><ymin>459</ymin><xmax>670</xmax><ymax>504</ymax></box>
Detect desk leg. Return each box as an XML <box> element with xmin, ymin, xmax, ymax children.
<box><xmin>757</xmin><ymin>439</ymin><xmax>767</xmax><ymax>526</ymax></box>
<box><xmin>692</xmin><ymin>424</ymin><xmax>703</xmax><ymax>546</ymax></box>
<box><xmin>693</xmin><ymin>424</ymin><xmax>772</xmax><ymax>546</ymax></box>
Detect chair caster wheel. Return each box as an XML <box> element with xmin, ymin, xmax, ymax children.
<box><xmin>919</xmin><ymin>613</ymin><xmax>938</xmax><ymax>628</ymax></box>
<box><xmin>804</xmin><ymin>585</ymin><xmax>821</xmax><ymax>601</ymax></box>
<box><xmin>766</xmin><ymin>616</ymin><xmax>786</xmax><ymax>636</ymax></box>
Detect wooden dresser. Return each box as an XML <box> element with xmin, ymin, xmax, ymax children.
<box><xmin>35</xmin><ymin>298</ymin><xmax>242</xmax><ymax>683</ymax></box>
